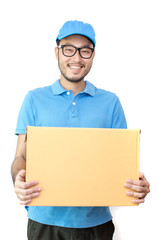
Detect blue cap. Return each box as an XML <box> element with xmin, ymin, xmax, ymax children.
<box><xmin>56</xmin><ymin>20</ymin><xmax>96</xmax><ymax>46</ymax></box>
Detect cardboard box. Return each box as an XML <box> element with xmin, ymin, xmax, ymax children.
<box><xmin>26</xmin><ymin>127</ymin><xmax>140</xmax><ymax>206</ymax></box>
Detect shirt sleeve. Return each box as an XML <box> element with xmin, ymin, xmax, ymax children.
<box><xmin>111</xmin><ymin>96</ymin><xmax>127</xmax><ymax>129</ymax></box>
<box><xmin>15</xmin><ymin>92</ymin><xmax>35</xmax><ymax>135</ymax></box>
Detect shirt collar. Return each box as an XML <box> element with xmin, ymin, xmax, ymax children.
<box><xmin>51</xmin><ymin>80</ymin><xmax>67</xmax><ymax>95</ymax></box>
<box><xmin>51</xmin><ymin>80</ymin><xmax>96</xmax><ymax>97</ymax></box>
<box><xmin>84</xmin><ymin>81</ymin><xmax>96</xmax><ymax>97</ymax></box>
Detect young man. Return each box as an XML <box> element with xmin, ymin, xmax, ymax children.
<box><xmin>11</xmin><ymin>20</ymin><xmax>150</xmax><ymax>240</ymax></box>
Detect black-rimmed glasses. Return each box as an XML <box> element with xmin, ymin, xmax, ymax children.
<box><xmin>57</xmin><ymin>45</ymin><xmax>94</xmax><ymax>59</ymax></box>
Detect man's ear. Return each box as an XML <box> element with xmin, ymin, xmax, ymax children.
<box><xmin>92</xmin><ymin>51</ymin><xmax>95</xmax><ymax>59</ymax></box>
<box><xmin>55</xmin><ymin>46</ymin><xmax>59</xmax><ymax>60</ymax></box>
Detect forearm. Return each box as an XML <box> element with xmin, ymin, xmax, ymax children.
<box><xmin>11</xmin><ymin>156</ymin><xmax>26</xmax><ymax>184</ymax></box>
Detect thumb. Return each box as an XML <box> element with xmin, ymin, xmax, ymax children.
<box><xmin>16</xmin><ymin>169</ymin><xmax>26</xmax><ymax>182</ymax></box>
<box><xmin>139</xmin><ymin>172</ymin><xmax>144</xmax><ymax>179</ymax></box>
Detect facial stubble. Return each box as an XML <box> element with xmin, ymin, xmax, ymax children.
<box><xmin>58</xmin><ymin>55</ymin><xmax>92</xmax><ymax>83</ymax></box>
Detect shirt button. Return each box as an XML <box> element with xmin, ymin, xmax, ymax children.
<box><xmin>72</xmin><ymin>102</ymin><xmax>76</xmax><ymax>106</ymax></box>
<box><xmin>67</xmin><ymin>91</ymin><xmax>70</xmax><ymax>95</ymax></box>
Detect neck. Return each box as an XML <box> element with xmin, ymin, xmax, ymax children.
<box><xmin>60</xmin><ymin>77</ymin><xmax>86</xmax><ymax>96</ymax></box>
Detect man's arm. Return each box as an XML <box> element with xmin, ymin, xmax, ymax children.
<box><xmin>11</xmin><ymin>134</ymin><xmax>41</xmax><ymax>205</ymax></box>
<box><xmin>11</xmin><ymin>134</ymin><xmax>26</xmax><ymax>184</ymax></box>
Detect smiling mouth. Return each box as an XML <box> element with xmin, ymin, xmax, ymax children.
<box><xmin>67</xmin><ymin>63</ymin><xmax>85</xmax><ymax>69</ymax></box>
<box><xmin>70</xmin><ymin>66</ymin><xmax>81</xmax><ymax>69</ymax></box>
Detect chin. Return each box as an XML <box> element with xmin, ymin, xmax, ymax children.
<box><xmin>63</xmin><ymin>74</ymin><xmax>85</xmax><ymax>83</ymax></box>
<box><xmin>66</xmin><ymin>78</ymin><xmax>84</xmax><ymax>83</ymax></box>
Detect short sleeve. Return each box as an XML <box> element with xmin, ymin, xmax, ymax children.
<box><xmin>111</xmin><ymin>96</ymin><xmax>127</xmax><ymax>129</ymax></box>
<box><xmin>15</xmin><ymin>92</ymin><xmax>35</xmax><ymax>135</ymax></box>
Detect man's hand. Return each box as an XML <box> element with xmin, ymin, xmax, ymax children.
<box><xmin>14</xmin><ymin>169</ymin><xmax>41</xmax><ymax>205</ymax></box>
<box><xmin>124</xmin><ymin>172</ymin><xmax>150</xmax><ymax>204</ymax></box>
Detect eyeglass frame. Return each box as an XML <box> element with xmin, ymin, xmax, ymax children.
<box><xmin>57</xmin><ymin>44</ymin><xmax>95</xmax><ymax>59</ymax></box>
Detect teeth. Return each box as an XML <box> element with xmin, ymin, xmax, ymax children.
<box><xmin>70</xmin><ymin>66</ymin><xmax>81</xmax><ymax>69</ymax></box>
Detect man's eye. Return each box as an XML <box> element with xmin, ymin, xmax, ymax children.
<box><xmin>82</xmin><ymin>50</ymin><xmax>90</xmax><ymax>53</ymax></box>
<box><xmin>64</xmin><ymin>47</ymin><xmax>74</xmax><ymax>53</ymax></box>
<box><xmin>66</xmin><ymin>48</ymin><xmax>73</xmax><ymax>52</ymax></box>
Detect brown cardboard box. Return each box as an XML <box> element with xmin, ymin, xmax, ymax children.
<box><xmin>26</xmin><ymin>127</ymin><xmax>140</xmax><ymax>206</ymax></box>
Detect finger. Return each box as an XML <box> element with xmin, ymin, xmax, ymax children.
<box><xmin>125</xmin><ymin>179</ymin><xmax>148</xmax><ymax>187</ymax></box>
<box><xmin>16</xmin><ymin>185</ymin><xmax>41</xmax><ymax>196</ymax></box>
<box><xmin>20</xmin><ymin>199</ymin><xmax>32</xmax><ymax>205</ymax></box>
<box><xmin>139</xmin><ymin>172</ymin><xmax>145</xmax><ymax>179</ymax></box>
<box><xmin>16</xmin><ymin>170</ymin><xmax>26</xmax><ymax>182</ymax></box>
<box><xmin>18</xmin><ymin>192</ymin><xmax>40</xmax><ymax>202</ymax></box>
<box><xmin>126</xmin><ymin>180</ymin><xmax>150</xmax><ymax>193</ymax></box>
<box><xmin>124</xmin><ymin>182</ymin><xmax>148</xmax><ymax>193</ymax></box>
<box><xmin>126</xmin><ymin>191</ymin><xmax>147</xmax><ymax>199</ymax></box>
<box><xmin>139</xmin><ymin>173</ymin><xmax>150</xmax><ymax>189</ymax></box>
<box><xmin>132</xmin><ymin>198</ymin><xmax>145</xmax><ymax>205</ymax></box>
<box><xmin>22</xmin><ymin>186</ymin><xmax>41</xmax><ymax>196</ymax></box>
<box><xmin>15</xmin><ymin>180</ymin><xmax>39</xmax><ymax>190</ymax></box>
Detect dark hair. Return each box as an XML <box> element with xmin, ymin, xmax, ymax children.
<box><xmin>56</xmin><ymin>39</ymin><xmax>60</xmax><ymax>46</ymax></box>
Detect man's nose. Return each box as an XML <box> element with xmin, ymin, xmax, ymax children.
<box><xmin>72</xmin><ymin>49</ymin><xmax>82</xmax><ymax>60</ymax></box>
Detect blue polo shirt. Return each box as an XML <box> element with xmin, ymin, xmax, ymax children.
<box><xmin>15</xmin><ymin>79</ymin><xmax>127</xmax><ymax>228</ymax></box>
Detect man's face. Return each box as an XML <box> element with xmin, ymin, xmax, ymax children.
<box><xmin>55</xmin><ymin>35</ymin><xmax>95</xmax><ymax>83</ymax></box>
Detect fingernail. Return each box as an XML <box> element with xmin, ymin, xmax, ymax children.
<box><xmin>32</xmin><ymin>181</ymin><xmax>38</xmax><ymax>185</ymax></box>
<box><xmin>126</xmin><ymin>191</ymin><xmax>132</xmax><ymax>196</ymax></box>
<box><xmin>126</xmin><ymin>179</ymin><xmax>131</xmax><ymax>183</ymax></box>
<box><xmin>35</xmin><ymin>192</ymin><xmax>39</xmax><ymax>197</ymax></box>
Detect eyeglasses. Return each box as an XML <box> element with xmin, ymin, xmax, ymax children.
<box><xmin>57</xmin><ymin>45</ymin><xmax>94</xmax><ymax>59</ymax></box>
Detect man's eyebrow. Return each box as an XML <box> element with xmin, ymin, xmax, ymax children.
<box><xmin>62</xmin><ymin>43</ymin><xmax>94</xmax><ymax>48</ymax></box>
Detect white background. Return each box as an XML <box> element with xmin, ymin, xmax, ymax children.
<box><xmin>0</xmin><ymin>0</ymin><xmax>160</xmax><ymax>239</ymax></box>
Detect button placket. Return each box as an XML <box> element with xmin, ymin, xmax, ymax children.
<box><xmin>70</xmin><ymin>96</ymin><xmax>79</xmax><ymax>118</ymax></box>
